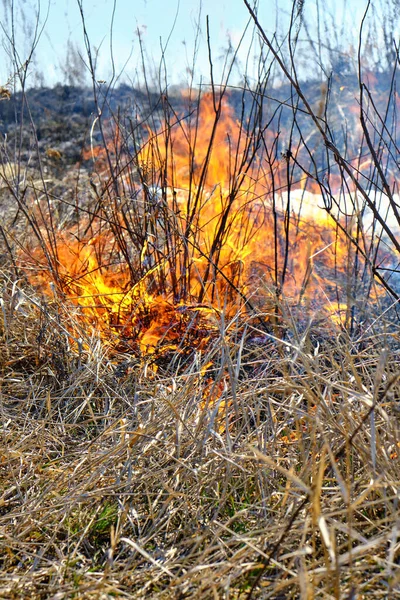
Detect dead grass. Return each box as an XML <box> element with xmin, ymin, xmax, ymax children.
<box><xmin>1</xmin><ymin>266</ymin><xmax>400</xmax><ymax>599</ymax></box>
<box><xmin>0</xmin><ymin>10</ymin><xmax>399</xmax><ymax>591</ymax></box>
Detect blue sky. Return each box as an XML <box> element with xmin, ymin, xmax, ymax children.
<box><xmin>0</xmin><ymin>0</ymin><xmax>393</xmax><ymax>88</ymax></box>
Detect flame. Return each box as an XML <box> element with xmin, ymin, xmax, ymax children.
<box><xmin>22</xmin><ymin>91</ymin><xmax>381</xmax><ymax>354</ymax></box>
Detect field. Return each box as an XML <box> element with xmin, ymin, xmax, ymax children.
<box><xmin>1</xmin><ymin>1</ymin><xmax>400</xmax><ymax>598</ymax></box>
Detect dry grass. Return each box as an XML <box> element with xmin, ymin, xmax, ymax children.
<box><xmin>1</xmin><ymin>265</ymin><xmax>400</xmax><ymax>599</ymax></box>
<box><xmin>0</xmin><ymin>4</ymin><xmax>399</xmax><ymax>592</ymax></box>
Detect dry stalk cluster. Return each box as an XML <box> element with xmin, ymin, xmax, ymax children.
<box><xmin>0</xmin><ymin>0</ymin><xmax>400</xmax><ymax>597</ymax></box>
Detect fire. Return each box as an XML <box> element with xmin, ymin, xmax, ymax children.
<box><xmin>22</xmin><ymin>91</ymin><xmax>379</xmax><ymax>354</ymax></box>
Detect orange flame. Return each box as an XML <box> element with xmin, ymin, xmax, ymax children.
<box><xmin>22</xmin><ymin>91</ymin><xmax>376</xmax><ymax>353</ymax></box>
